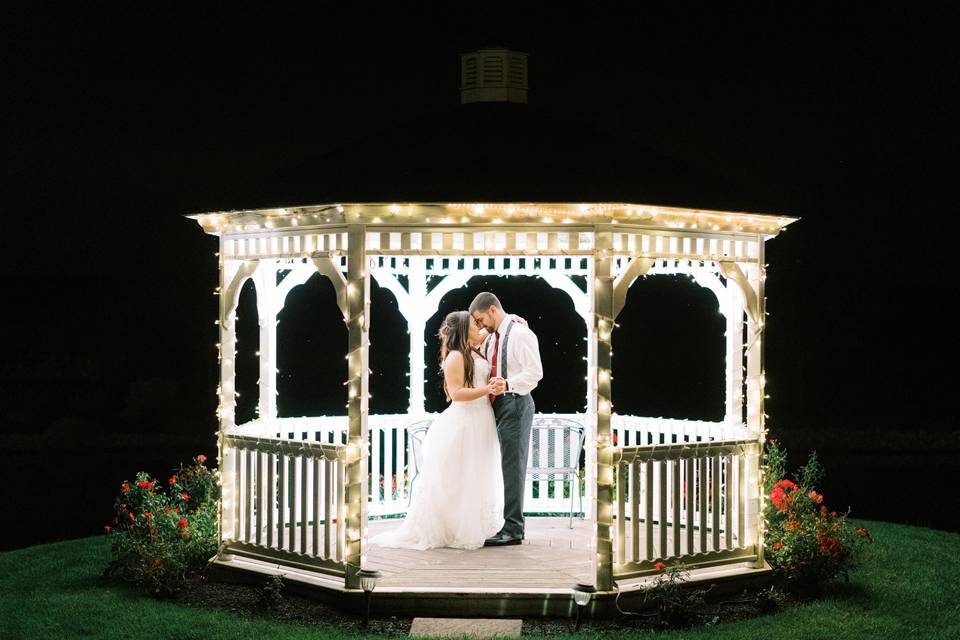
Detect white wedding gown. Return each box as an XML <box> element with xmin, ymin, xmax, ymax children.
<box><xmin>372</xmin><ymin>356</ymin><xmax>504</xmax><ymax>550</ymax></box>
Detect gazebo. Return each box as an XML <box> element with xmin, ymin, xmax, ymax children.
<box><xmin>190</xmin><ymin>202</ymin><xmax>796</xmax><ymax>617</ymax></box>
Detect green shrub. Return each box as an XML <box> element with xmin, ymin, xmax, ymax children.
<box><xmin>258</xmin><ymin>573</ymin><xmax>285</xmax><ymax>611</ymax></box>
<box><xmin>641</xmin><ymin>562</ymin><xmax>710</xmax><ymax>628</ymax></box>
<box><xmin>103</xmin><ymin>454</ymin><xmax>220</xmax><ymax>597</ymax></box>
<box><xmin>762</xmin><ymin>441</ymin><xmax>872</xmax><ymax>597</ymax></box>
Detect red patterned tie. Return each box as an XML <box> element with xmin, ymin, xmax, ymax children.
<box><xmin>489</xmin><ymin>330</ymin><xmax>500</xmax><ymax>404</ymax></box>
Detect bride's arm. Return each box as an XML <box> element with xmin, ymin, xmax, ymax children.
<box><xmin>444</xmin><ymin>351</ymin><xmax>495</xmax><ymax>401</ymax></box>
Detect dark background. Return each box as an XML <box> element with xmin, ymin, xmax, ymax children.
<box><xmin>1</xmin><ymin>7</ymin><xmax>956</xmax><ymax>551</ymax></box>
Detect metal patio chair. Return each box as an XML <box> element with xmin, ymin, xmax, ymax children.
<box><xmin>528</xmin><ymin>417</ymin><xmax>587</xmax><ymax>528</ymax></box>
<box><xmin>405</xmin><ymin>419</ymin><xmax>432</xmax><ymax>506</ymax></box>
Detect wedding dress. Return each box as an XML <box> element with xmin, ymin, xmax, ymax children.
<box><xmin>372</xmin><ymin>356</ymin><xmax>504</xmax><ymax>550</ymax></box>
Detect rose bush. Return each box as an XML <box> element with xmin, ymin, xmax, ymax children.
<box><xmin>103</xmin><ymin>454</ymin><xmax>219</xmax><ymax>597</ymax></box>
<box><xmin>762</xmin><ymin>441</ymin><xmax>872</xmax><ymax>597</ymax></box>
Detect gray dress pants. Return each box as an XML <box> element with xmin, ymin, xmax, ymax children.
<box><xmin>493</xmin><ymin>393</ymin><xmax>535</xmax><ymax>537</ymax></box>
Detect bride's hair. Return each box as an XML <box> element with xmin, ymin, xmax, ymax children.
<box><xmin>438</xmin><ymin>310</ymin><xmax>475</xmax><ymax>401</ymax></box>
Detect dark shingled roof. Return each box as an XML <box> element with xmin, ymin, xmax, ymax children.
<box><xmin>223</xmin><ymin>102</ymin><xmax>765</xmax><ymax>214</ymax></box>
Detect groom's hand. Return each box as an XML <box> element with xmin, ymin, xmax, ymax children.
<box><xmin>490</xmin><ymin>377</ymin><xmax>507</xmax><ymax>395</ymax></box>
<box><xmin>511</xmin><ymin>313</ymin><xmax>528</xmax><ymax>326</ymax></box>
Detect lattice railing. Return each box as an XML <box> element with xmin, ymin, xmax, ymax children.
<box><xmin>229</xmin><ymin>413</ymin><xmax>748</xmax><ymax>520</ymax></box>
<box><xmin>611</xmin><ymin>438</ymin><xmax>760</xmax><ymax>580</ymax></box>
<box><xmin>220</xmin><ymin>433</ymin><xmax>348</xmax><ymax>577</ymax></box>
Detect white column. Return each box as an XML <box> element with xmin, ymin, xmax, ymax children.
<box><xmin>592</xmin><ymin>229</ymin><xmax>615</xmax><ymax>591</ymax></box>
<box><xmin>408</xmin><ymin>257</ymin><xmax>428</xmax><ymax>414</ymax></box>
<box><xmin>744</xmin><ymin>242</ymin><xmax>767</xmax><ymax>569</ymax></box>
<box><xmin>217</xmin><ymin>257</ymin><xmax>258</xmax><ymax>547</ymax></box>
<box><xmin>256</xmin><ymin>264</ymin><xmax>279</xmax><ymax>421</ymax></box>
<box><xmin>724</xmin><ymin>281</ymin><xmax>745</xmax><ymax>425</ymax></box>
<box><xmin>583</xmin><ymin>308</ymin><xmax>597</xmax><ymax>520</ymax></box>
<box><xmin>745</xmin><ymin>260</ymin><xmax>764</xmax><ymax>436</ymax></box>
<box><xmin>344</xmin><ymin>225</ymin><xmax>370</xmax><ymax>589</ymax></box>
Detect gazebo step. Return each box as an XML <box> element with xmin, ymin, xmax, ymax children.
<box><xmin>410</xmin><ymin>618</ymin><xmax>521</xmax><ymax>638</ymax></box>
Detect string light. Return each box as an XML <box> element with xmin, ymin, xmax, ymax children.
<box><xmin>198</xmin><ymin>205</ymin><xmax>782</xmax><ymax>590</ymax></box>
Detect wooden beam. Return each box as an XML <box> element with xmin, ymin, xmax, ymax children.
<box><xmin>311</xmin><ymin>256</ymin><xmax>348</xmax><ymax>320</ymax></box>
<box><xmin>612</xmin><ymin>256</ymin><xmax>654</xmax><ymax>319</ymax></box>
<box><xmin>718</xmin><ymin>262</ymin><xmax>760</xmax><ymax>326</ymax></box>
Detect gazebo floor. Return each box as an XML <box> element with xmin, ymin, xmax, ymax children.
<box><xmin>367</xmin><ymin>516</ymin><xmax>594</xmax><ymax>590</ymax></box>
<box><xmin>209</xmin><ymin>516</ymin><xmax>772</xmax><ymax>618</ymax></box>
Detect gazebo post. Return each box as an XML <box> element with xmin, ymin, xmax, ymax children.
<box><xmin>407</xmin><ymin>257</ymin><xmax>428</xmax><ymax>414</ymax></box>
<box><xmin>254</xmin><ymin>263</ymin><xmax>279</xmax><ymax>421</ymax></box>
<box><xmin>746</xmin><ymin>241</ymin><xmax>766</xmax><ymax>568</ymax></box>
<box><xmin>344</xmin><ymin>224</ymin><xmax>371</xmax><ymax>589</ymax></box>
<box><xmin>592</xmin><ymin>228</ymin><xmax>615</xmax><ymax>591</ymax></box>
<box><xmin>724</xmin><ymin>281</ymin><xmax>745</xmax><ymax>425</ymax></box>
<box><xmin>217</xmin><ymin>257</ymin><xmax>258</xmax><ymax>543</ymax></box>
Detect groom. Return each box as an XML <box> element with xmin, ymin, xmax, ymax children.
<box><xmin>470</xmin><ymin>292</ymin><xmax>544</xmax><ymax>546</ymax></box>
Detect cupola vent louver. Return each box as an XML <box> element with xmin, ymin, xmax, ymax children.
<box><xmin>460</xmin><ymin>48</ymin><xmax>528</xmax><ymax>105</ymax></box>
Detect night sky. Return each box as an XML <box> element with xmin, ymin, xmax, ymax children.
<box><xmin>1</xmin><ymin>7</ymin><xmax>956</xmax><ymax>548</ymax></box>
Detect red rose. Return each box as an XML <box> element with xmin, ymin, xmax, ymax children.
<box><xmin>180</xmin><ymin>493</ymin><xmax>190</xmax><ymax>501</ymax></box>
<box><xmin>819</xmin><ymin>536</ymin><xmax>841</xmax><ymax>555</ymax></box>
<box><xmin>808</xmin><ymin>490</ymin><xmax>823</xmax><ymax>504</ymax></box>
<box><xmin>122</xmin><ymin>482</ymin><xmax>130</xmax><ymax>494</ymax></box>
<box><xmin>165</xmin><ymin>507</ymin><xmax>171</xmax><ymax>513</ymax></box>
<box><xmin>129</xmin><ymin>512</ymin><xmax>135</xmax><ymax>522</ymax></box>
<box><xmin>654</xmin><ymin>562</ymin><xmax>666</xmax><ymax>571</ymax></box>
<box><xmin>178</xmin><ymin>518</ymin><xmax>188</xmax><ymax>528</ymax></box>
<box><xmin>773</xmin><ymin>479</ymin><xmax>798</xmax><ymax>492</ymax></box>
<box><xmin>137</xmin><ymin>481</ymin><xmax>153</xmax><ymax>490</ymax></box>
<box><xmin>196</xmin><ymin>454</ymin><xmax>207</xmax><ymax>464</ymax></box>
<box><xmin>168</xmin><ymin>476</ymin><xmax>177</xmax><ymax>485</ymax></box>
<box><xmin>773</xmin><ymin>542</ymin><xmax>782</xmax><ymax>550</ymax></box>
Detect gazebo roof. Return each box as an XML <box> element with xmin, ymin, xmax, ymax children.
<box><xmin>189</xmin><ymin>201</ymin><xmax>798</xmax><ymax>238</ymax></box>
<box><xmin>189</xmin><ymin>102</ymin><xmax>797</xmax><ymax>219</ymax></box>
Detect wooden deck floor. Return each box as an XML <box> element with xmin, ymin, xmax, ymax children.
<box><xmin>366</xmin><ymin>517</ymin><xmax>595</xmax><ymax>590</ymax></box>
<box><xmin>212</xmin><ymin>516</ymin><xmax>767</xmax><ymax>618</ymax></box>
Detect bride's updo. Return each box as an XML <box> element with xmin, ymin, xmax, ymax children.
<box><xmin>438</xmin><ymin>310</ymin><xmax>476</xmax><ymax>400</ymax></box>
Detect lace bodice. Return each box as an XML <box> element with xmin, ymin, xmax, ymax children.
<box><xmin>450</xmin><ymin>356</ymin><xmax>490</xmax><ymax>405</ymax></box>
<box><xmin>471</xmin><ymin>356</ymin><xmax>491</xmax><ymax>386</ymax></box>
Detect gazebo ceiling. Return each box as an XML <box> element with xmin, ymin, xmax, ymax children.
<box><xmin>190</xmin><ymin>201</ymin><xmax>797</xmax><ymax>237</ymax></box>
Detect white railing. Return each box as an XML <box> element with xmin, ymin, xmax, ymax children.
<box><xmin>231</xmin><ymin>413</ymin><xmax>749</xmax><ymax>521</ymax></box>
<box><xmin>612</xmin><ymin>438</ymin><xmax>760</xmax><ymax>580</ymax></box>
<box><xmin>220</xmin><ymin>432</ymin><xmax>348</xmax><ymax>577</ymax></box>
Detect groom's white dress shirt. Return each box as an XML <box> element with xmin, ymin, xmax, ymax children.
<box><xmin>488</xmin><ymin>315</ymin><xmax>544</xmax><ymax>395</ymax></box>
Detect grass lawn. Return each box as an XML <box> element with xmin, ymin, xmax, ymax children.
<box><xmin>1</xmin><ymin>519</ymin><xmax>958</xmax><ymax>639</ymax></box>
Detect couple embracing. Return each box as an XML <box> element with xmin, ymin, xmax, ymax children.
<box><xmin>372</xmin><ymin>292</ymin><xmax>543</xmax><ymax>550</ymax></box>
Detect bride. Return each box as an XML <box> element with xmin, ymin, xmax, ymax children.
<box><xmin>371</xmin><ymin>310</ymin><xmax>504</xmax><ymax>550</ymax></box>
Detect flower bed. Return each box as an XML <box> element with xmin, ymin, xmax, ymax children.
<box><xmin>763</xmin><ymin>441</ymin><xmax>872</xmax><ymax>596</ymax></box>
<box><xmin>103</xmin><ymin>454</ymin><xmax>220</xmax><ymax>597</ymax></box>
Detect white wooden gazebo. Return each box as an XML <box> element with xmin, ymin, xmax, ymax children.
<box><xmin>190</xmin><ymin>202</ymin><xmax>796</xmax><ymax>617</ymax></box>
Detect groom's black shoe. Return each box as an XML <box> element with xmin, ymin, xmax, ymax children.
<box><xmin>484</xmin><ymin>531</ymin><xmax>523</xmax><ymax>546</ymax></box>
